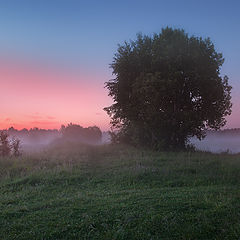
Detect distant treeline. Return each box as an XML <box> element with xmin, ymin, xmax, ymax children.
<box><xmin>207</xmin><ymin>128</ymin><xmax>240</xmax><ymax>137</ymax></box>
<box><xmin>2</xmin><ymin>126</ymin><xmax>239</xmax><ymax>146</ymax></box>
<box><xmin>1</xmin><ymin>123</ymin><xmax>102</xmax><ymax>145</ymax></box>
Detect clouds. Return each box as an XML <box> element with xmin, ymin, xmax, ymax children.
<box><xmin>47</xmin><ymin>116</ymin><xmax>56</xmax><ymax>120</ymax></box>
<box><xmin>30</xmin><ymin>120</ymin><xmax>59</xmax><ymax>126</ymax></box>
<box><xmin>27</xmin><ymin>114</ymin><xmax>59</xmax><ymax>127</ymax></box>
<box><xmin>0</xmin><ymin>113</ymin><xmax>59</xmax><ymax>130</ymax></box>
<box><xmin>25</xmin><ymin>114</ymin><xmax>42</xmax><ymax>120</ymax></box>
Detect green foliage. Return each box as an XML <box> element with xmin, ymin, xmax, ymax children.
<box><xmin>0</xmin><ymin>144</ymin><xmax>240</xmax><ymax>239</ymax></box>
<box><xmin>104</xmin><ymin>27</ymin><xmax>232</xmax><ymax>150</ymax></box>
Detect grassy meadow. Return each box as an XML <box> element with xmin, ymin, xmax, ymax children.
<box><xmin>1</xmin><ymin>142</ymin><xmax>240</xmax><ymax>239</ymax></box>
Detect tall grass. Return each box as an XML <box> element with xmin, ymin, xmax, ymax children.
<box><xmin>1</xmin><ymin>143</ymin><xmax>240</xmax><ymax>185</ymax></box>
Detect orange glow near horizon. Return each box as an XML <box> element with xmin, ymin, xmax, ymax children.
<box><xmin>0</xmin><ymin>57</ymin><xmax>112</xmax><ymax>131</ymax></box>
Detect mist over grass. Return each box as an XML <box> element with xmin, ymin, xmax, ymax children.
<box><xmin>191</xmin><ymin>135</ymin><xmax>240</xmax><ymax>154</ymax></box>
<box><xmin>16</xmin><ymin>133</ymin><xmax>240</xmax><ymax>154</ymax></box>
<box><xmin>191</xmin><ymin>130</ymin><xmax>240</xmax><ymax>154</ymax></box>
<box><xmin>5</xmin><ymin>125</ymin><xmax>240</xmax><ymax>154</ymax></box>
<box><xmin>4</xmin><ymin>124</ymin><xmax>109</xmax><ymax>153</ymax></box>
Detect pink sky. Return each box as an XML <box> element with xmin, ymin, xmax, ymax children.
<box><xmin>0</xmin><ymin>57</ymin><xmax>239</xmax><ymax>131</ymax></box>
<box><xmin>0</xmin><ymin>57</ymin><xmax>112</xmax><ymax>131</ymax></box>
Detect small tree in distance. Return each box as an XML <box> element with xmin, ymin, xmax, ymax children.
<box><xmin>104</xmin><ymin>27</ymin><xmax>232</xmax><ymax>150</ymax></box>
<box><xmin>0</xmin><ymin>131</ymin><xmax>21</xmax><ymax>157</ymax></box>
<box><xmin>11</xmin><ymin>137</ymin><xmax>21</xmax><ymax>157</ymax></box>
<box><xmin>0</xmin><ymin>131</ymin><xmax>11</xmax><ymax>156</ymax></box>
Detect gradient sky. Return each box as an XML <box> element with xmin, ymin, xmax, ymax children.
<box><xmin>0</xmin><ymin>0</ymin><xmax>239</xmax><ymax>131</ymax></box>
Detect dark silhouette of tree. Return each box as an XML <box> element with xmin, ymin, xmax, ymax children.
<box><xmin>0</xmin><ymin>131</ymin><xmax>22</xmax><ymax>157</ymax></box>
<box><xmin>61</xmin><ymin>123</ymin><xmax>102</xmax><ymax>143</ymax></box>
<box><xmin>11</xmin><ymin>137</ymin><xmax>21</xmax><ymax>157</ymax></box>
<box><xmin>104</xmin><ymin>27</ymin><xmax>232</xmax><ymax>150</ymax></box>
<box><xmin>0</xmin><ymin>131</ymin><xmax>11</xmax><ymax>156</ymax></box>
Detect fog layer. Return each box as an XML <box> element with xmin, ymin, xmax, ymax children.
<box><xmin>191</xmin><ymin>135</ymin><xmax>240</xmax><ymax>153</ymax></box>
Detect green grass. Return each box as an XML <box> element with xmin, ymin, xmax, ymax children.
<box><xmin>0</xmin><ymin>143</ymin><xmax>240</xmax><ymax>239</ymax></box>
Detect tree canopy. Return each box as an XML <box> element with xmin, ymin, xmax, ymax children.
<box><xmin>61</xmin><ymin>123</ymin><xmax>102</xmax><ymax>144</ymax></box>
<box><xmin>104</xmin><ymin>27</ymin><xmax>232</xmax><ymax>150</ymax></box>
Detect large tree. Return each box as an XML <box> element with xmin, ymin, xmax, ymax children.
<box><xmin>104</xmin><ymin>27</ymin><xmax>232</xmax><ymax>150</ymax></box>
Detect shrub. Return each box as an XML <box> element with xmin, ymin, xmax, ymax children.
<box><xmin>0</xmin><ymin>131</ymin><xmax>21</xmax><ymax>157</ymax></box>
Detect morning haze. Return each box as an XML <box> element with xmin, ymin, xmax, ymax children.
<box><xmin>0</xmin><ymin>1</ymin><xmax>240</xmax><ymax>239</ymax></box>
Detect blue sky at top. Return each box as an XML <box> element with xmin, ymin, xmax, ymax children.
<box><xmin>0</xmin><ymin>0</ymin><xmax>239</xmax><ymax>76</ymax></box>
<box><xmin>0</xmin><ymin>0</ymin><xmax>239</xmax><ymax>128</ymax></box>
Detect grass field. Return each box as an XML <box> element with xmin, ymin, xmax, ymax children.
<box><xmin>0</xmin><ymin>143</ymin><xmax>240</xmax><ymax>239</ymax></box>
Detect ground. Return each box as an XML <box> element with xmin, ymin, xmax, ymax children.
<box><xmin>0</xmin><ymin>143</ymin><xmax>240</xmax><ymax>239</ymax></box>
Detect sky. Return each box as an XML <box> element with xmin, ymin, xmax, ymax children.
<box><xmin>0</xmin><ymin>0</ymin><xmax>239</xmax><ymax>131</ymax></box>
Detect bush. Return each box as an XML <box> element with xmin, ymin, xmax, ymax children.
<box><xmin>0</xmin><ymin>131</ymin><xmax>21</xmax><ymax>157</ymax></box>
